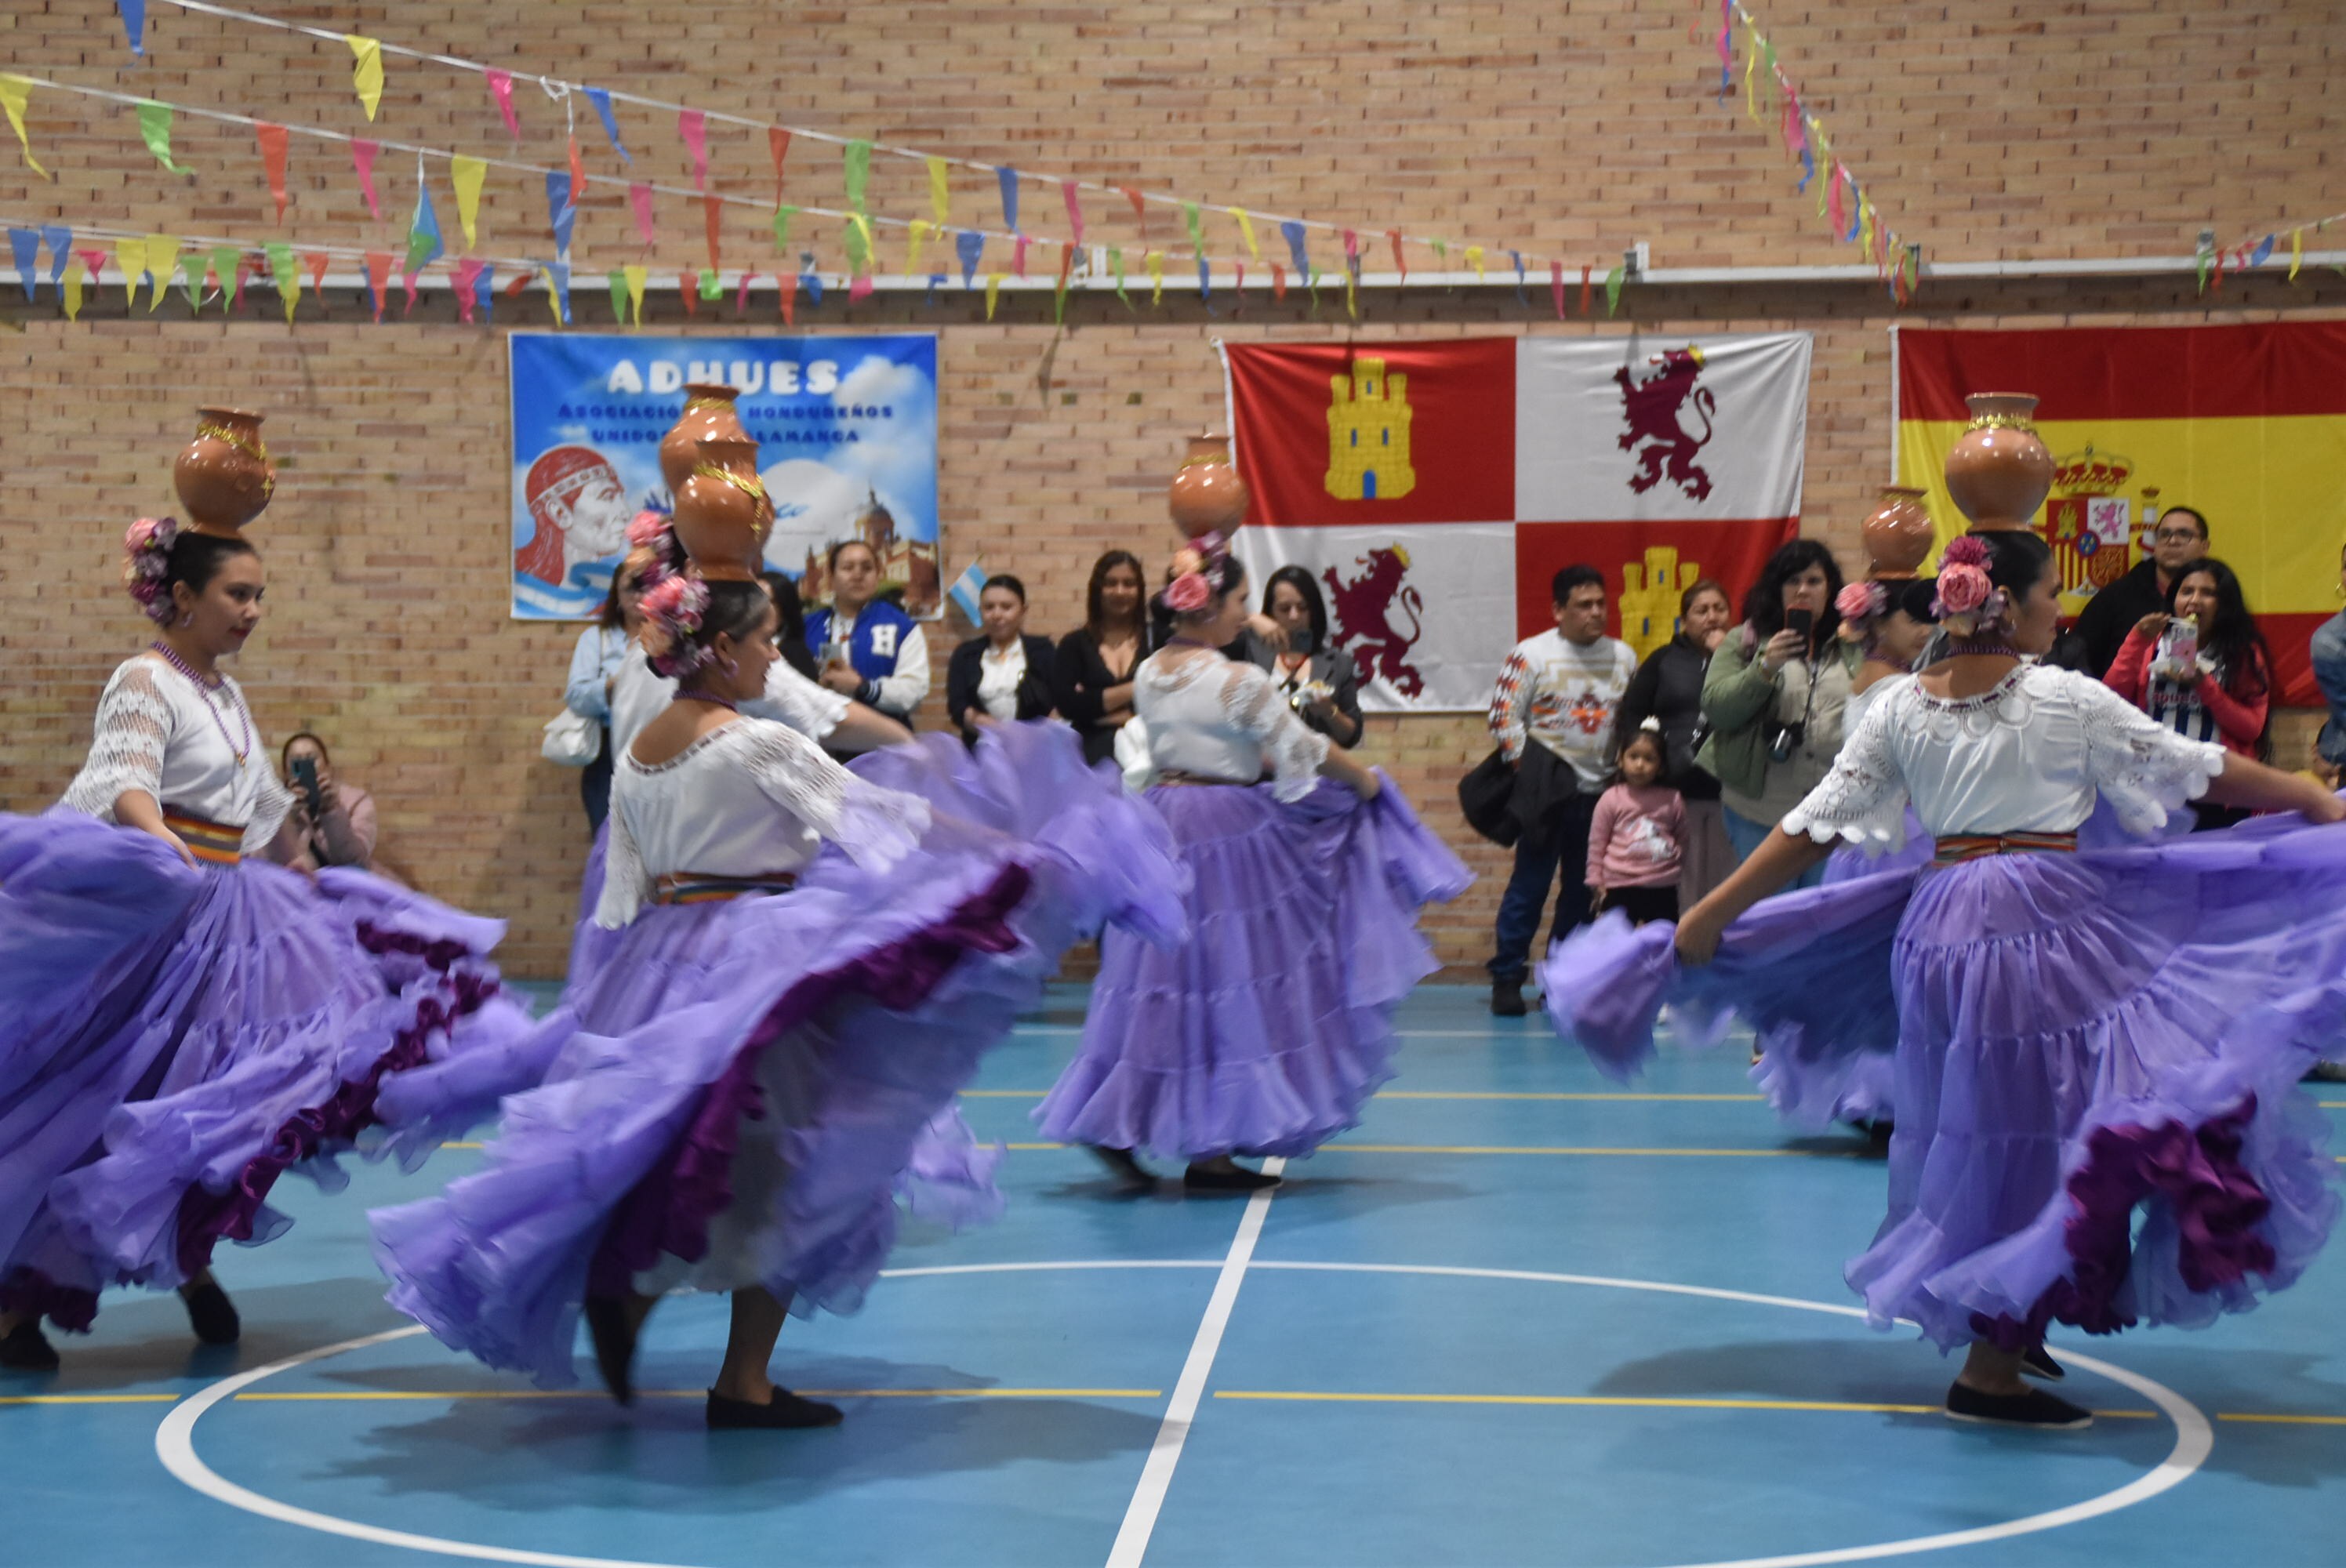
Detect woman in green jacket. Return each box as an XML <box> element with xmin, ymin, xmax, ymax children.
<box><xmin>1695</xmin><ymin>539</ymin><xmax>1860</xmax><ymax>892</ymax></box>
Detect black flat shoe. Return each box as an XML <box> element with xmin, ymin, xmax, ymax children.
<box><xmin>706</xmin><ymin>1387</ymin><xmax>844</xmax><ymax>1429</ymax></box>
<box><xmin>1183</xmin><ymin>1162</ymin><xmax>1281</xmax><ymax>1193</ymax></box>
<box><xmin>1490</xmin><ymin>980</ymin><xmax>1527</xmax><ymax>1018</ymax></box>
<box><xmin>179</xmin><ymin>1280</ymin><xmax>241</xmax><ymax>1347</ymax></box>
<box><xmin>0</xmin><ymin>1319</ymin><xmax>60</xmax><ymax>1372</ymax></box>
<box><xmin>583</xmin><ymin>1295</ymin><xmax>639</xmax><ymax>1407</ymax></box>
<box><xmin>1088</xmin><ymin>1145</ymin><xmax>1154</xmax><ymax>1190</ymax></box>
<box><xmin>2021</xmin><ymin>1345</ymin><xmax>2066</xmax><ymax>1382</ymax></box>
<box><xmin>1945</xmin><ymin>1381</ymin><xmax>2091</xmax><ymax>1430</ymax></box>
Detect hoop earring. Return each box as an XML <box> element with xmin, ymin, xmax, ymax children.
<box><xmin>179</xmin><ymin>613</ymin><xmax>194</xmax><ymax>628</ymax></box>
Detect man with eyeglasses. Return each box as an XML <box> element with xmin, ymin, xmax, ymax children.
<box><xmin>2072</xmin><ymin>505</ymin><xmax>2212</xmax><ymax>678</ymax></box>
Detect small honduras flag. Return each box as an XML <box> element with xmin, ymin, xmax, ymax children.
<box><xmin>946</xmin><ymin>560</ymin><xmax>990</xmax><ymax>625</ymax></box>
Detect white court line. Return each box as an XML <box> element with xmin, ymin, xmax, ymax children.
<box><xmin>1103</xmin><ymin>1160</ymin><xmax>1286</xmax><ymax>1568</ymax></box>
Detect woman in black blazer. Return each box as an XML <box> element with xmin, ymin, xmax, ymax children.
<box><xmin>946</xmin><ymin>573</ymin><xmax>1058</xmax><ymax>745</ymax></box>
<box><xmin>1228</xmin><ymin>565</ymin><xmax>1365</xmax><ymax>748</ymax></box>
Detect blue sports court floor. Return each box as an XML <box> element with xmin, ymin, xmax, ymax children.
<box><xmin>9</xmin><ymin>982</ymin><xmax>2345</xmax><ymax>1567</ymax></box>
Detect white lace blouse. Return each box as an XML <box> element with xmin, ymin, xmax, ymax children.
<box><xmin>1134</xmin><ymin>652</ymin><xmax>1330</xmax><ymax>803</ymax></box>
<box><xmin>594</xmin><ymin>717</ymin><xmax>931</xmax><ymax>929</ymax></box>
<box><xmin>1781</xmin><ymin>664</ymin><xmax>2226</xmax><ymax>855</ymax></box>
<box><xmin>61</xmin><ymin>655</ymin><xmax>292</xmax><ymax>853</ymax></box>
<box><xmin>607</xmin><ymin>643</ymin><xmax>851</xmax><ymax>762</ymax></box>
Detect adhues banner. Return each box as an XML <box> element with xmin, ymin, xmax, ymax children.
<box><xmin>507</xmin><ymin>332</ymin><xmax>941</xmax><ymax>620</ymax></box>
<box><xmin>1225</xmin><ymin>333</ymin><xmax>1810</xmax><ymax>711</ymax></box>
<box><xmin>1895</xmin><ymin>323</ymin><xmax>2346</xmax><ymax>704</ymax></box>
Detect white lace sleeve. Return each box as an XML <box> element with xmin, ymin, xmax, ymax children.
<box><xmin>744</xmin><ymin>658</ymin><xmax>851</xmax><ymax>740</ymax></box>
<box><xmin>593</xmin><ymin>800</ymin><xmax>655</xmax><ymax>929</ymax></box>
<box><xmin>731</xmin><ymin>719</ymin><xmax>932</xmax><ymax>869</ymax></box>
<box><xmin>1221</xmin><ymin>661</ymin><xmax>1330</xmax><ymax>803</ymax></box>
<box><xmin>60</xmin><ymin>659</ymin><xmax>174</xmax><ymax>821</ymax></box>
<box><xmin>2071</xmin><ymin>673</ymin><xmax>2224</xmax><ymax>835</ymax></box>
<box><xmin>1778</xmin><ymin>691</ymin><xmax>1912</xmax><ymax>851</ymax></box>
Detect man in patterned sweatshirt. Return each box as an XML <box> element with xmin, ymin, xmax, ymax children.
<box><xmin>1484</xmin><ymin>564</ymin><xmax>1639</xmax><ymax>1017</ymax></box>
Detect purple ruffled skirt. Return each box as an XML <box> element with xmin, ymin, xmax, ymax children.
<box><xmin>1035</xmin><ymin>775</ymin><xmax>1473</xmax><ymax>1162</ymax></box>
<box><xmin>369</xmin><ymin>723</ymin><xmax>1184</xmax><ymax>1388</ymax></box>
<box><xmin>1543</xmin><ymin>815</ymin><xmax>2346</xmax><ymax>1351</ymax></box>
<box><xmin>0</xmin><ymin>809</ymin><xmax>525</xmax><ymax>1333</ymax></box>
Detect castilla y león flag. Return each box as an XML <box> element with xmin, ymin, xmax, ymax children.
<box><xmin>1223</xmin><ymin>334</ymin><xmax>1810</xmax><ymax>711</ymax></box>
<box><xmin>1896</xmin><ymin>323</ymin><xmax>2346</xmax><ymax>705</ymax></box>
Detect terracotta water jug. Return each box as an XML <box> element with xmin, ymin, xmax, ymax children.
<box><xmin>1167</xmin><ymin>432</ymin><xmax>1249</xmax><ymax>537</ymax></box>
<box><xmin>671</xmin><ymin>436</ymin><xmax>769</xmax><ymax>580</ymax></box>
<box><xmin>1861</xmin><ymin>486</ymin><xmax>1935</xmax><ymax>578</ymax></box>
<box><xmin>174</xmin><ymin>407</ymin><xmax>276</xmax><ymax>538</ymax></box>
<box><xmin>1943</xmin><ymin>393</ymin><xmax>2054</xmax><ymax>532</ymax></box>
<box><xmin>659</xmin><ymin>383</ymin><xmax>749</xmax><ymax>494</ymax></box>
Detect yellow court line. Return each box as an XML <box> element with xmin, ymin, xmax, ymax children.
<box><xmin>2214</xmin><ymin>1411</ymin><xmax>2346</xmax><ymax>1426</ymax></box>
<box><xmin>958</xmin><ymin>1089</ymin><xmax>1766</xmax><ymax>1104</ymax></box>
<box><xmin>1214</xmin><ymin>1389</ymin><xmax>2157</xmax><ymax>1420</ymax></box>
<box><xmin>440</xmin><ymin>1141</ymin><xmax>484</xmax><ymax>1150</ymax></box>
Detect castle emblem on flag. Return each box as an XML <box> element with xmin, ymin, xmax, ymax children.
<box><xmin>1322</xmin><ymin>543</ymin><xmax>1427</xmax><ymax>697</ymax></box>
<box><xmin>2044</xmin><ymin>444</ymin><xmax>2148</xmax><ymax>602</ymax></box>
<box><xmin>1324</xmin><ymin>358</ymin><xmax>1417</xmax><ymax>501</ymax></box>
<box><xmin>1615</xmin><ymin>347</ymin><xmax>1717</xmax><ymax>502</ymax></box>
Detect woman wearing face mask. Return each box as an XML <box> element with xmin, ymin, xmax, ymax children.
<box><xmin>1615</xmin><ymin>578</ymin><xmax>1733</xmax><ymax>906</ymax></box>
<box><xmin>372</xmin><ymin>495</ymin><xmax>1182</xmax><ymax>1430</ymax></box>
<box><xmin>1546</xmin><ymin>529</ymin><xmax>2346</xmax><ymax>1432</ymax></box>
<box><xmin>0</xmin><ymin>506</ymin><xmax>526</xmax><ymax>1374</ymax></box>
<box><xmin>1036</xmin><ymin>535</ymin><xmax>1472</xmax><ymax>1194</ymax></box>
<box><xmin>946</xmin><ymin>574</ymin><xmax>1057</xmax><ymax>746</ymax></box>
<box><xmin>2104</xmin><ymin>558</ymin><xmax>2273</xmax><ymax>829</ymax></box>
<box><xmin>1054</xmin><ymin>550</ymin><xmax>1157</xmax><ymax>768</ymax></box>
<box><xmin>1697</xmin><ymin>541</ymin><xmax>1861</xmax><ymax>890</ymax></box>
<box><xmin>806</xmin><ymin>540</ymin><xmax>928</xmax><ymax>746</ymax></box>
<box><xmin>1229</xmin><ymin>566</ymin><xmax>1364</xmax><ymax>749</ymax></box>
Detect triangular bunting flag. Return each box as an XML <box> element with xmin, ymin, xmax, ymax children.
<box><xmin>956</xmin><ymin>228</ymin><xmax>982</xmax><ymax>286</ymax></box>
<box><xmin>346</xmin><ymin>36</ymin><xmax>383</xmax><ymax>122</ymax></box>
<box><xmin>678</xmin><ymin>109</ymin><xmax>709</xmax><ymax>190</ymax></box>
<box><xmin>7</xmin><ymin>227</ymin><xmax>35</xmax><ymax>300</ymax></box>
<box><xmin>487</xmin><ymin>70</ymin><xmax>519</xmax><ymax>140</ymax></box>
<box><xmin>587</xmin><ymin>87</ymin><xmax>632</xmax><ymax>163</ymax></box>
<box><xmin>1062</xmin><ymin>181</ymin><xmax>1084</xmax><ymax>247</ymax></box>
<box><xmin>136</xmin><ymin>100</ymin><xmax>190</xmax><ymax>173</ymax></box>
<box><xmin>451</xmin><ymin>155</ymin><xmax>487</xmax><ymax>249</ymax></box>
<box><xmin>996</xmin><ymin>166</ymin><xmax>1019</xmax><ymax>232</ymax></box>
<box><xmin>117</xmin><ymin>0</ymin><xmax>147</xmax><ymax>56</ymax></box>
<box><xmin>143</xmin><ymin>234</ymin><xmax>180</xmax><ymax>313</ymax></box>
<box><xmin>265</xmin><ymin>241</ymin><xmax>297</xmax><ymax>323</ymax></box>
<box><xmin>0</xmin><ymin>76</ymin><xmax>46</xmax><ymax>180</ymax></box>
<box><xmin>545</xmin><ymin>170</ymin><xmax>576</xmax><ymax>257</ymax></box>
<box><xmin>256</xmin><ymin>123</ymin><xmax>290</xmax><ymax>221</ymax></box>
<box><xmin>928</xmin><ymin>156</ymin><xmax>950</xmax><ymax>223</ymax></box>
<box><xmin>351</xmin><ymin>140</ymin><xmax>382</xmax><ymax>220</ymax></box>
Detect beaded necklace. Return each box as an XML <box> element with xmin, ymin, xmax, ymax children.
<box><xmin>149</xmin><ymin>641</ymin><xmax>252</xmax><ymax>765</ymax></box>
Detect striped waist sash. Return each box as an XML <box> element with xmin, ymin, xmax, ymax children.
<box><xmin>1931</xmin><ymin>831</ymin><xmax>2078</xmax><ymax>866</ymax></box>
<box><xmin>652</xmin><ymin>871</ymin><xmax>799</xmax><ymax>906</ymax></box>
<box><xmin>1154</xmin><ymin>769</ymin><xmax>1259</xmax><ymax>787</ymax></box>
<box><xmin>162</xmin><ymin>807</ymin><xmax>245</xmax><ymax>866</ymax></box>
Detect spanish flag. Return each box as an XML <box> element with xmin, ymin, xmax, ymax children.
<box><xmin>1895</xmin><ymin>323</ymin><xmax>2346</xmax><ymax>704</ymax></box>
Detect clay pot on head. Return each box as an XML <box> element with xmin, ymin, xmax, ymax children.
<box><xmin>1861</xmin><ymin>486</ymin><xmax>1935</xmax><ymax>579</ymax></box>
<box><xmin>670</xmin><ymin>435</ymin><xmax>769</xmax><ymax>581</ymax></box>
<box><xmin>1167</xmin><ymin>432</ymin><xmax>1250</xmax><ymax>538</ymax></box>
<box><xmin>173</xmin><ymin>407</ymin><xmax>276</xmax><ymax>539</ymax></box>
<box><xmin>659</xmin><ymin>383</ymin><xmax>748</xmax><ymax>495</ymax></box>
<box><xmin>1943</xmin><ymin>393</ymin><xmax>2055</xmax><ymax>532</ymax></box>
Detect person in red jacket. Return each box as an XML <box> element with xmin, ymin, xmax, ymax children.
<box><xmin>2104</xmin><ymin>557</ymin><xmax>2271</xmax><ymax>828</ymax></box>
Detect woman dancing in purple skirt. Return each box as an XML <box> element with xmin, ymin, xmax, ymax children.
<box><xmin>1</xmin><ymin>505</ymin><xmax>524</xmax><ymax>1372</ymax></box>
<box><xmin>372</xmin><ymin>475</ymin><xmax>1182</xmax><ymax>1428</ymax></box>
<box><xmin>1546</xmin><ymin>530</ymin><xmax>2346</xmax><ymax>1428</ymax></box>
<box><xmin>1037</xmin><ymin>535</ymin><xmax>1473</xmax><ymax>1192</ymax></box>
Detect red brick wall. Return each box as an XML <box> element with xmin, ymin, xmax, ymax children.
<box><xmin>2</xmin><ymin>4</ymin><xmax>2341</xmax><ymax>977</ymax></box>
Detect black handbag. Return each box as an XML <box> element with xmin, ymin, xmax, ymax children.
<box><xmin>1457</xmin><ymin>747</ymin><xmax>1520</xmax><ymax>847</ymax></box>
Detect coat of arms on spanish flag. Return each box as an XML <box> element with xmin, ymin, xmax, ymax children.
<box><xmin>1895</xmin><ymin>323</ymin><xmax>2346</xmax><ymax>704</ymax></box>
<box><xmin>1223</xmin><ymin>334</ymin><xmax>1812</xmax><ymax>712</ymax></box>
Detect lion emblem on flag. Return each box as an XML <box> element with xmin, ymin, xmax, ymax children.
<box><xmin>1322</xmin><ymin>545</ymin><xmax>1427</xmax><ymax>699</ymax></box>
<box><xmin>1615</xmin><ymin>347</ymin><xmax>1717</xmax><ymax>502</ymax></box>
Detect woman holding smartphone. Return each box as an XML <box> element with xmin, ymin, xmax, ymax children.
<box><xmin>1694</xmin><ymin>539</ymin><xmax>1860</xmax><ymax>889</ymax></box>
<box><xmin>274</xmin><ymin>732</ymin><xmax>377</xmax><ymax>873</ymax></box>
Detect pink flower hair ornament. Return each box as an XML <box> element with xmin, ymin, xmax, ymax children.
<box><xmin>122</xmin><ymin>516</ymin><xmax>182</xmax><ymax>626</ymax></box>
<box><xmin>1163</xmin><ymin>572</ymin><xmax>1212</xmax><ymax>615</ymax></box>
<box><xmin>639</xmin><ymin>572</ymin><xmax>717</xmax><ymax>678</ymax></box>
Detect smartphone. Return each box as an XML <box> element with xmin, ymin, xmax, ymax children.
<box><xmin>290</xmin><ymin>755</ymin><xmax>323</xmax><ymax>812</ymax></box>
<box><xmin>1785</xmin><ymin>608</ymin><xmax>1815</xmax><ymax>643</ymax></box>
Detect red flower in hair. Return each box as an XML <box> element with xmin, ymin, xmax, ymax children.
<box><xmin>1164</xmin><ymin>572</ymin><xmax>1211</xmax><ymax>614</ymax></box>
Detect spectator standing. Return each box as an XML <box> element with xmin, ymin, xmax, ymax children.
<box><xmin>2072</xmin><ymin>505</ymin><xmax>2212</xmax><ymax>677</ymax></box>
<box><xmin>806</xmin><ymin>540</ymin><xmax>929</xmax><ymax>740</ymax></box>
<box><xmin>1229</xmin><ymin>565</ymin><xmax>1364</xmax><ymax>749</ymax></box>
<box><xmin>2104</xmin><ymin>557</ymin><xmax>2272</xmax><ymax>828</ymax></box>
<box><xmin>1486</xmin><ymin>564</ymin><xmax>1639</xmax><ymax>1017</ymax></box>
<box><xmin>760</xmin><ymin>569</ymin><xmax>820</xmax><ymax>681</ymax></box>
<box><xmin>1697</xmin><ymin>539</ymin><xmax>1858</xmax><ymax>891</ymax></box>
<box><xmin>1585</xmin><ymin>721</ymin><xmax>1683</xmax><ymax>927</ymax></box>
<box><xmin>271</xmin><ymin>731</ymin><xmax>378</xmax><ymax>874</ymax></box>
<box><xmin>946</xmin><ymin>574</ymin><xmax>1058</xmax><ymax>744</ymax></box>
<box><xmin>1614</xmin><ymin>577</ymin><xmax>1732</xmax><ymax>906</ymax></box>
<box><xmin>1054</xmin><ymin>550</ymin><xmax>1158</xmax><ymax>768</ymax></box>
<box><xmin>2313</xmin><ymin>539</ymin><xmax>2346</xmax><ymax>779</ymax></box>
<box><xmin>563</xmin><ymin>559</ymin><xmax>649</xmax><ymax>834</ymax></box>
